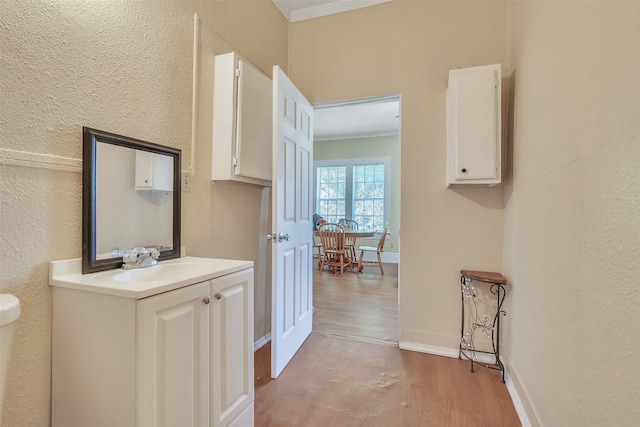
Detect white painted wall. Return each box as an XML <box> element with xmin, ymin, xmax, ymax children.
<box><xmin>291</xmin><ymin>0</ymin><xmax>507</xmax><ymax>352</ymax></box>
<box><xmin>291</xmin><ymin>0</ymin><xmax>639</xmax><ymax>424</ymax></box>
<box><xmin>503</xmin><ymin>1</ymin><xmax>640</xmax><ymax>425</ymax></box>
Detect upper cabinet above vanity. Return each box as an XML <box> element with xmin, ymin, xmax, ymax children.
<box><xmin>446</xmin><ymin>64</ymin><xmax>502</xmax><ymax>187</ymax></box>
<box><xmin>212</xmin><ymin>51</ymin><xmax>272</xmax><ymax>186</ymax></box>
<box><xmin>134</xmin><ymin>150</ymin><xmax>173</xmax><ymax>191</ymax></box>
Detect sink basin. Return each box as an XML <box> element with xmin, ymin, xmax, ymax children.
<box><xmin>112</xmin><ymin>262</ymin><xmax>214</xmax><ymax>283</ymax></box>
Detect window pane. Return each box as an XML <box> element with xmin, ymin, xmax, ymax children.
<box><xmin>317</xmin><ymin>166</ymin><xmax>346</xmax><ymax>223</ymax></box>
<box><xmin>353</xmin><ymin>163</ymin><xmax>385</xmax><ymax>231</ymax></box>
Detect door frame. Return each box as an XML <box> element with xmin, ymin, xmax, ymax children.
<box><xmin>311</xmin><ymin>93</ymin><xmax>402</xmax><ymax>340</ymax></box>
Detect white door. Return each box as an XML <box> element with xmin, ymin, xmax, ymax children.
<box><xmin>137</xmin><ymin>282</ymin><xmax>210</xmax><ymax>427</ymax></box>
<box><xmin>271</xmin><ymin>66</ymin><xmax>314</xmax><ymax>378</ymax></box>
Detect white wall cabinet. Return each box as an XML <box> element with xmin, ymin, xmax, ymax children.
<box><xmin>135</xmin><ymin>150</ymin><xmax>174</xmax><ymax>191</ymax></box>
<box><xmin>212</xmin><ymin>51</ymin><xmax>272</xmax><ymax>186</ymax></box>
<box><xmin>51</xmin><ymin>266</ymin><xmax>254</xmax><ymax>427</ymax></box>
<box><xmin>446</xmin><ymin>64</ymin><xmax>502</xmax><ymax>186</ymax></box>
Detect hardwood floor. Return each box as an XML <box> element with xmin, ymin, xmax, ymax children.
<box><xmin>312</xmin><ymin>262</ymin><xmax>398</xmax><ymax>343</ymax></box>
<box><xmin>255</xmin><ymin>264</ymin><xmax>521</xmax><ymax>426</ymax></box>
<box><xmin>254</xmin><ymin>335</ymin><xmax>521</xmax><ymax>426</ymax></box>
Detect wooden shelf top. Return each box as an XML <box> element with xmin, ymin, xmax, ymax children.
<box><xmin>460</xmin><ymin>270</ymin><xmax>507</xmax><ymax>285</ymax></box>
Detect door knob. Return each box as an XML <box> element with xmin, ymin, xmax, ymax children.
<box><xmin>278</xmin><ymin>232</ymin><xmax>290</xmax><ymax>242</ymax></box>
<box><xmin>267</xmin><ymin>232</ymin><xmax>291</xmax><ymax>242</ymax></box>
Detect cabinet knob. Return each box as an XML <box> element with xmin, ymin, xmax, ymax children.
<box><xmin>215</xmin><ymin>292</ymin><xmax>222</xmax><ymax>300</ymax></box>
<box><xmin>461</xmin><ymin>168</ymin><xmax>467</xmax><ymax>173</ymax></box>
<box><xmin>203</xmin><ymin>297</ymin><xmax>210</xmax><ymax>304</ymax></box>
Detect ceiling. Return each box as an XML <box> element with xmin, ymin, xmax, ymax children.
<box><xmin>273</xmin><ymin>0</ymin><xmax>393</xmax><ymax>23</ymax></box>
<box><xmin>314</xmin><ymin>98</ymin><xmax>400</xmax><ymax>142</ymax></box>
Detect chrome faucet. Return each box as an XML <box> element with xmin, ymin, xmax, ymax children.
<box><xmin>113</xmin><ymin>247</ymin><xmax>160</xmax><ymax>270</ymax></box>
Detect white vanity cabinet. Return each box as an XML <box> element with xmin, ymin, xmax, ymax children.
<box><xmin>446</xmin><ymin>63</ymin><xmax>502</xmax><ymax>187</ymax></box>
<box><xmin>212</xmin><ymin>51</ymin><xmax>272</xmax><ymax>186</ymax></box>
<box><xmin>137</xmin><ymin>281</ymin><xmax>211</xmax><ymax>427</ymax></box>
<box><xmin>50</xmin><ymin>257</ymin><xmax>254</xmax><ymax>427</ymax></box>
<box><xmin>210</xmin><ymin>271</ymin><xmax>255</xmax><ymax>427</ymax></box>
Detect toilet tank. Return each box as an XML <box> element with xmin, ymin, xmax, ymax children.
<box><xmin>0</xmin><ymin>294</ymin><xmax>21</xmax><ymax>426</ymax></box>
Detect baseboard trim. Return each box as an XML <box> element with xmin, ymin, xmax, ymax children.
<box><xmin>398</xmin><ymin>341</ymin><xmax>493</xmax><ymax>364</ymax></box>
<box><xmin>313</xmin><ymin>330</ymin><xmax>398</xmax><ymax>347</ymax></box>
<box><xmin>399</xmin><ymin>341</ymin><xmax>459</xmax><ymax>358</ymax></box>
<box><xmin>400</xmin><ymin>341</ymin><xmax>532</xmax><ymax>427</ymax></box>
<box><xmin>503</xmin><ymin>359</ymin><xmax>535</xmax><ymax>427</ymax></box>
<box><xmin>254</xmin><ymin>333</ymin><xmax>271</xmax><ymax>352</ymax></box>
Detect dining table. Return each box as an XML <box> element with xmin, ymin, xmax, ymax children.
<box><xmin>312</xmin><ymin>230</ymin><xmax>375</xmax><ymax>238</ymax></box>
<box><xmin>313</xmin><ymin>229</ymin><xmax>375</xmax><ymax>273</ymax></box>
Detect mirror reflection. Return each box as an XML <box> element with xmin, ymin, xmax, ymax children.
<box><xmin>95</xmin><ymin>143</ymin><xmax>174</xmax><ymax>259</ymax></box>
<box><xmin>83</xmin><ymin>127</ymin><xmax>181</xmax><ymax>274</ymax></box>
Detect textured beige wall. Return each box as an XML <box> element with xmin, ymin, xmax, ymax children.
<box><xmin>185</xmin><ymin>5</ymin><xmax>286</xmax><ymax>346</ymax></box>
<box><xmin>314</xmin><ymin>135</ymin><xmax>401</xmax><ymax>251</ymax></box>
<box><xmin>291</xmin><ymin>0</ymin><xmax>507</xmax><ymax>348</ymax></box>
<box><xmin>0</xmin><ymin>1</ymin><xmax>287</xmax><ymax>426</ymax></box>
<box><xmin>4</xmin><ymin>1</ymin><xmax>636</xmax><ymax>425</ymax></box>
<box><xmin>504</xmin><ymin>1</ymin><xmax>640</xmax><ymax>425</ymax></box>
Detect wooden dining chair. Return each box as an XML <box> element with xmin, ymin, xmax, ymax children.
<box><xmin>357</xmin><ymin>223</ymin><xmax>389</xmax><ymax>275</ymax></box>
<box><xmin>312</xmin><ymin>235</ymin><xmax>323</xmax><ymax>270</ymax></box>
<box><xmin>318</xmin><ymin>223</ymin><xmax>351</xmax><ymax>276</ymax></box>
<box><xmin>342</xmin><ymin>220</ymin><xmax>359</xmax><ymax>262</ymax></box>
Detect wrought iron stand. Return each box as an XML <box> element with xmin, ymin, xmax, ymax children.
<box><xmin>458</xmin><ymin>270</ymin><xmax>508</xmax><ymax>382</ymax></box>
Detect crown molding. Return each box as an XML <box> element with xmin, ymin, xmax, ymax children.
<box><xmin>272</xmin><ymin>0</ymin><xmax>293</xmax><ymax>21</ymax></box>
<box><xmin>274</xmin><ymin>0</ymin><xmax>394</xmax><ymax>23</ymax></box>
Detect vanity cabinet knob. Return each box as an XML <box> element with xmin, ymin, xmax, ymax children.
<box><xmin>215</xmin><ymin>292</ymin><xmax>222</xmax><ymax>300</ymax></box>
<box><xmin>461</xmin><ymin>168</ymin><xmax>468</xmax><ymax>173</ymax></box>
<box><xmin>203</xmin><ymin>297</ymin><xmax>210</xmax><ymax>304</ymax></box>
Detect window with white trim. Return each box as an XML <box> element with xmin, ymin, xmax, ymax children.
<box><xmin>314</xmin><ymin>157</ymin><xmax>390</xmax><ymax>232</ymax></box>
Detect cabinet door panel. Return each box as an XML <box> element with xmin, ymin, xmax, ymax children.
<box><xmin>135</xmin><ymin>151</ymin><xmax>174</xmax><ymax>191</ymax></box>
<box><xmin>138</xmin><ymin>282</ymin><xmax>210</xmax><ymax>427</ymax></box>
<box><xmin>446</xmin><ymin>64</ymin><xmax>502</xmax><ymax>186</ymax></box>
<box><xmin>453</xmin><ymin>68</ymin><xmax>498</xmax><ymax>180</ymax></box>
<box><xmin>135</xmin><ymin>150</ymin><xmax>155</xmax><ymax>189</ymax></box>
<box><xmin>211</xmin><ymin>269</ymin><xmax>254</xmax><ymax>426</ymax></box>
<box><xmin>212</xmin><ymin>51</ymin><xmax>272</xmax><ymax>186</ymax></box>
<box><xmin>236</xmin><ymin>59</ymin><xmax>272</xmax><ymax>181</ymax></box>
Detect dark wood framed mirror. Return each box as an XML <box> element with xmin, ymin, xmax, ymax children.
<box><xmin>82</xmin><ymin>127</ymin><xmax>181</xmax><ymax>274</ymax></box>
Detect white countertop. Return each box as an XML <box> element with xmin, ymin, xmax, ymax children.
<box><xmin>49</xmin><ymin>256</ymin><xmax>253</xmax><ymax>299</ymax></box>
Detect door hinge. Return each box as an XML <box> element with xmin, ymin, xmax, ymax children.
<box><xmin>235</xmin><ymin>67</ymin><xmax>241</xmax><ymax>78</ymax></box>
<box><xmin>232</xmin><ymin>156</ymin><xmax>238</xmax><ymax>166</ymax></box>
